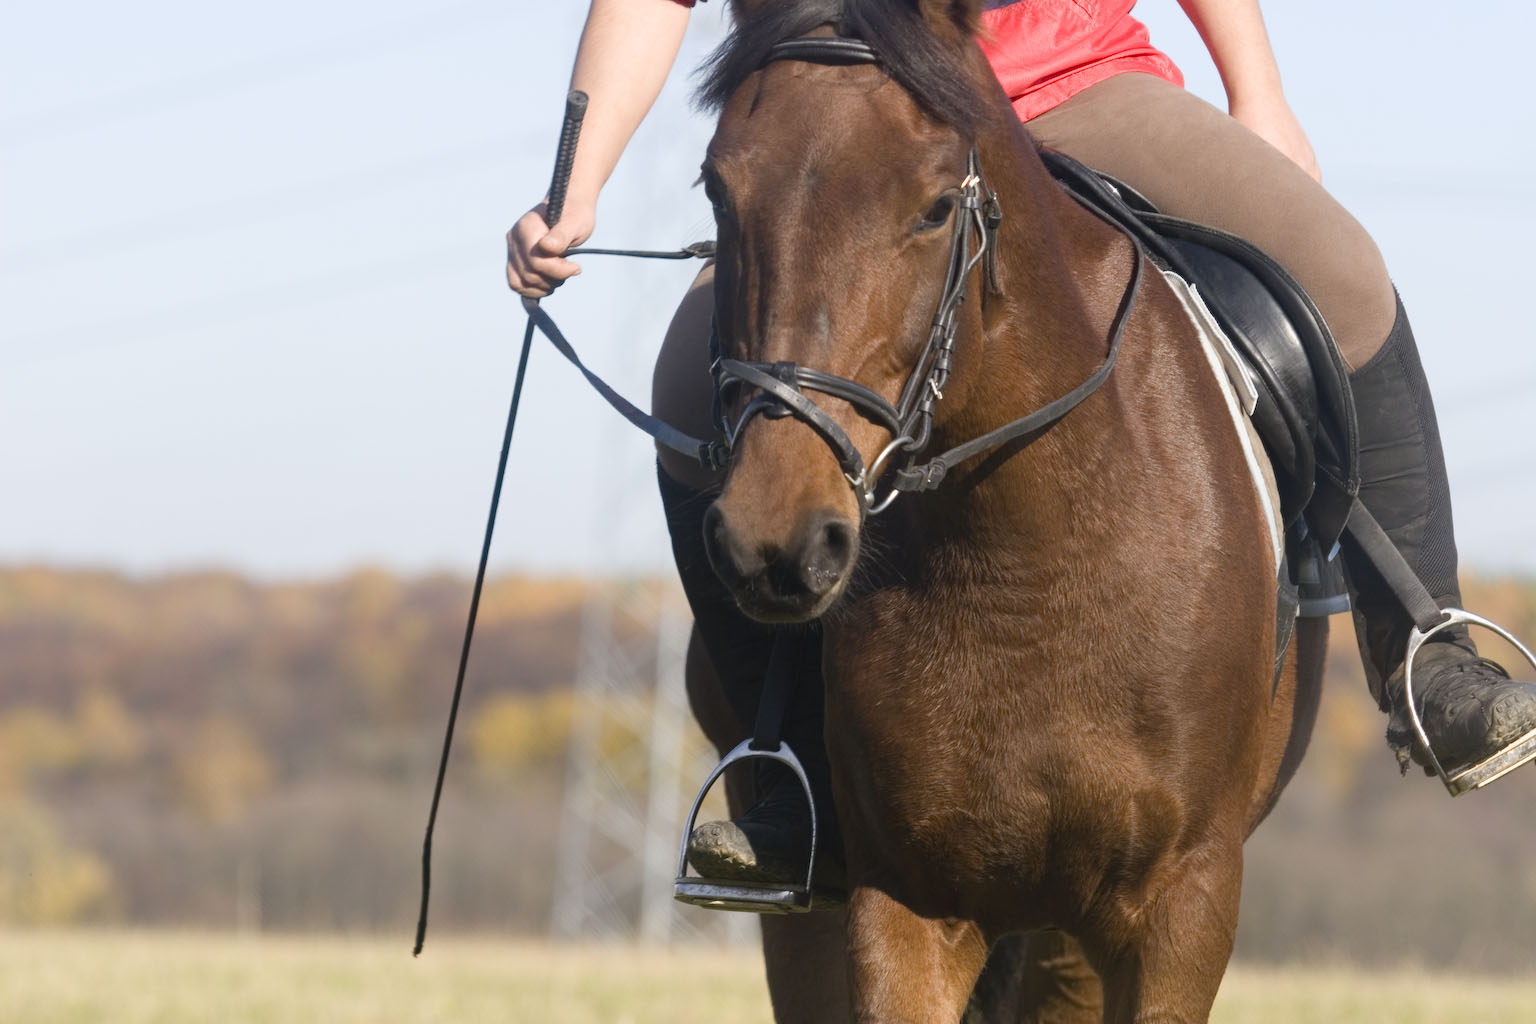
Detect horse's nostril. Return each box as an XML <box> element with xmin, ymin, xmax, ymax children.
<box><xmin>821</xmin><ymin>520</ymin><xmax>853</xmax><ymax>561</ymax></box>
<box><xmin>799</xmin><ymin>514</ymin><xmax>857</xmax><ymax>597</ymax></box>
<box><xmin>702</xmin><ymin>503</ymin><xmax>739</xmax><ymax>582</ymax></box>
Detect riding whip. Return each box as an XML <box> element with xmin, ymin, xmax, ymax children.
<box><xmin>413</xmin><ymin>89</ymin><xmax>587</xmax><ymax>956</ymax></box>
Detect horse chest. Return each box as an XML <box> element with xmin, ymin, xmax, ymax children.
<box><xmin>822</xmin><ymin>589</ymin><xmax>1253</xmax><ymax>918</ymax></box>
<box><xmin>823</xmin><ymin>600</ymin><xmax>1078</xmax><ymax>873</ymax></box>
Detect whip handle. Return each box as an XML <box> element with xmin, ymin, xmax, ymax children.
<box><xmin>545</xmin><ymin>90</ymin><xmax>588</xmax><ymax>228</ymax></box>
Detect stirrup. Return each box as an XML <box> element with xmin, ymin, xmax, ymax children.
<box><xmin>1404</xmin><ymin>608</ymin><xmax>1536</xmax><ymax>796</ymax></box>
<box><xmin>674</xmin><ymin>738</ymin><xmax>819</xmax><ymax>913</ymax></box>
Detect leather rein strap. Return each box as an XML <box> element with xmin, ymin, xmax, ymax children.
<box><xmin>526</xmin><ymin>34</ymin><xmax>1142</xmax><ymax>515</ymax></box>
<box><xmin>524</xmin><ymin>299</ymin><xmax>728</xmax><ymax>472</ymax></box>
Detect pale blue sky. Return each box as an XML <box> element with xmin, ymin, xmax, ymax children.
<box><xmin>3</xmin><ymin>1</ymin><xmax>1533</xmax><ymax>579</ymax></box>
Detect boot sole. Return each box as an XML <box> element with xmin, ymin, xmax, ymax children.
<box><xmin>686</xmin><ymin>834</ymin><xmax>848</xmax><ymax>907</ymax></box>
<box><xmin>1402</xmin><ymin>609</ymin><xmax>1536</xmax><ymax>795</ymax></box>
<box><xmin>1446</xmin><ymin>726</ymin><xmax>1536</xmax><ymax>795</ymax></box>
<box><xmin>686</xmin><ymin>839</ymin><xmax>802</xmax><ymax>886</ymax></box>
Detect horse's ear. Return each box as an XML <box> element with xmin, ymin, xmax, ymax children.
<box><xmin>916</xmin><ymin>0</ymin><xmax>983</xmax><ymax>35</ymax></box>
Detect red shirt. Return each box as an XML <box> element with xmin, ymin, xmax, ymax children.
<box><xmin>977</xmin><ymin>1</ymin><xmax>1182</xmax><ymax>120</ymax></box>
<box><xmin>668</xmin><ymin>0</ymin><xmax>1182</xmax><ymax>121</ymax></box>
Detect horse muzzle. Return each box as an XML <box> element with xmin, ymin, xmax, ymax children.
<box><xmin>702</xmin><ymin>502</ymin><xmax>859</xmax><ymax>623</ymax></box>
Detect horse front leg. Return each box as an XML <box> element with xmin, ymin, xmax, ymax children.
<box><xmin>1091</xmin><ymin>840</ymin><xmax>1244</xmax><ymax>1024</ymax></box>
<box><xmin>846</xmin><ymin>887</ymin><xmax>989</xmax><ymax>1024</ymax></box>
<box><xmin>760</xmin><ymin>910</ymin><xmax>855</xmax><ymax>1024</ymax></box>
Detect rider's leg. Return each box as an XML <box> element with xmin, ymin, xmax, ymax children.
<box><xmin>653</xmin><ymin>265</ymin><xmax>725</xmax><ymax>493</ymax></box>
<box><xmin>1337</xmin><ymin>296</ymin><xmax>1536</xmax><ymax>774</ymax></box>
<box><xmin>1025</xmin><ymin>72</ymin><xmax>1396</xmax><ymax>368</ymax></box>
<box><xmin>1027</xmin><ymin>72</ymin><xmax>1536</xmax><ymax>778</ymax></box>
<box><xmin>653</xmin><ymin>264</ymin><xmax>843</xmax><ymax>886</ymax></box>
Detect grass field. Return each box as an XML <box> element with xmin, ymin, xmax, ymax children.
<box><xmin>0</xmin><ymin>930</ymin><xmax>1532</xmax><ymax>1023</ymax></box>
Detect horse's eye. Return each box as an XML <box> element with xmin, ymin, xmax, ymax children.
<box><xmin>918</xmin><ymin>195</ymin><xmax>955</xmax><ymax>232</ymax></box>
<box><xmin>701</xmin><ymin>169</ymin><xmax>730</xmax><ymax>217</ymax></box>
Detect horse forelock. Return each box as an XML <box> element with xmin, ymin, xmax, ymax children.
<box><xmin>698</xmin><ymin>0</ymin><xmax>983</xmax><ymax>135</ymax></box>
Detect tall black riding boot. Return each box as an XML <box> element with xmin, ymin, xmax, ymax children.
<box><xmin>657</xmin><ymin>465</ymin><xmax>845</xmax><ymax>895</ymax></box>
<box><xmin>1342</xmin><ymin>294</ymin><xmax>1536</xmax><ymax>780</ymax></box>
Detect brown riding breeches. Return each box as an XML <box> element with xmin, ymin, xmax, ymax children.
<box><xmin>1026</xmin><ymin>72</ymin><xmax>1398</xmax><ymax>367</ymax></box>
<box><xmin>653</xmin><ymin>71</ymin><xmax>1400</xmax><ymax>488</ymax></box>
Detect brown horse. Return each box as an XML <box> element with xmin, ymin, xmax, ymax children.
<box><xmin>679</xmin><ymin>2</ymin><xmax>1325</xmax><ymax>1021</ymax></box>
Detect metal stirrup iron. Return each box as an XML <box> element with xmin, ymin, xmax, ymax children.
<box><xmin>1403</xmin><ymin>611</ymin><xmax>1536</xmax><ymax>795</ymax></box>
<box><xmin>674</xmin><ymin>634</ymin><xmax>822</xmax><ymax>913</ymax></box>
<box><xmin>1346</xmin><ymin>497</ymin><xmax>1536</xmax><ymax>795</ymax></box>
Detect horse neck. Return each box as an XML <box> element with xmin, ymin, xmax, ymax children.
<box><xmin>907</xmin><ymin>114</ymin><xmax>1144</xmax><ymax>564</ymax></box>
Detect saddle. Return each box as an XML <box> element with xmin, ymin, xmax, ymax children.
<box><xmin>1042</xmin><ymin>150</ymin><xmax>1355</xmax><ymax>624</ymax></box>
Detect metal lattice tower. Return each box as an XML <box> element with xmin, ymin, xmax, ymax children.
<box><xmin>548</xmin><ymin>577</ymin><xmax>752</xmax><ymax>946</ymax></box>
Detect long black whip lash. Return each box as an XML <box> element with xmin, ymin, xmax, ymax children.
<box><xmin>413</xmin><ymin>90</ymin><xmax>587</xmax><ymax>957</ymax></box>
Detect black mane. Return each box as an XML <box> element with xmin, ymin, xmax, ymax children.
<box><xmin>697</xmin><ymin>0</ymin><xmax>982</xmax><ymax>135</ymax></box>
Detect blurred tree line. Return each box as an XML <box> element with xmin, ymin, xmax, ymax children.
<box><xmin>0</xmin><ymin>567</ymin><xmax>594</xmax><ymax>935</ymax></box>
<box><xmin>0</xmin><ymin>566</ymin><xmax>1533</xmax><ymax>969</ymax></box>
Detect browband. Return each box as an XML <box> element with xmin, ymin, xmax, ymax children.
<box><xmin>765</xmin><ymin>38</ymin><xmax>880</xmax><ymax>65</ymax></box>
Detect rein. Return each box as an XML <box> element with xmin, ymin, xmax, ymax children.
<box><xmin>530</xmin><ymin>34</ymin><xmax>1143</xmax><ymax>515</ymax></box>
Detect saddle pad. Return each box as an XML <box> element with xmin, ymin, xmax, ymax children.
<box><xmin>1161</xmin><ymin>270</ymin><xmax>1283</xmax><ymax>570</ymax></box>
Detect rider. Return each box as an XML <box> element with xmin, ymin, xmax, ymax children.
<box><xmin>507</xmin><ymin>0</ymin><xmax>1536</xmax><ymax>889</ymax></box>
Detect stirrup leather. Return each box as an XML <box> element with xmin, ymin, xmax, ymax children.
<box><xmin>674</xmin><ymin>738</ymin><xmax>820</xmax><ymax>913</ymax></box>
<box><xmin>1403</xmin><ymin>609</ymin><xmax>1536</xmax><ymax>796</ymax></box>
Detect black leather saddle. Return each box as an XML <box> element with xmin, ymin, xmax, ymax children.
<box><xmin>1042</xmin><ymin>150</ymin><xmax>1355</xmax><ymax>619</ymax></box>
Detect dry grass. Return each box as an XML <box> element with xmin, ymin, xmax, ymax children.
<box><xmin>0</xmin><ymin>930</ymin><xmax>1532</xmax><ymax>1023</ymax></box>
<box><xmin>1213</xmin><ymin>964</ymin><xmax>1536</xmax><ymax>1023</ymax></box>
<box><xmin>0</xmin><ymin>931</ymin><xmax>771</xmax><ymax>1024</ymax></box>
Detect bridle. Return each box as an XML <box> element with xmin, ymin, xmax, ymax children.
<box><xmin>711</xmin><ymin>123</ymin><xmax>998</xmax><ymax>513</ymax></box>
<box><xmin>708</xmin><ymin>35</ymin><xmax>1141</xmax><ymax>517</ymax></box>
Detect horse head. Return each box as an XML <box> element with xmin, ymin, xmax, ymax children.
<box><xmin>700</xmin><ymin>0</ymin><xmax>1000</xmax><ymax>623</ymax></box>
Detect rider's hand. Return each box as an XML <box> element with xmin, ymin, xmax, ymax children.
<box><xmin>506</xmin><ymin>200</ymin><xmax>596</xmax><ymax>299</ymax></box>
<box><xmin>1230</xmin><ymin>96</ymin><xmax>1322</xmax><ymax>184</ymax></box>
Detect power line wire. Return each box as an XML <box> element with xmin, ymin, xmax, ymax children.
<box><xmin>0</xmin><ymin>1</ymin><xmax>514</xmax><ymax>149</ymax></box>
<box><xmin>4</xmin><ymin>241</ymin><xmax>488</xmax><ymax>365</ymax></box>
<box><xmin>0</xmin><ymin>136</ymin><xmax>512</xmax><ymax>271</ymax></box>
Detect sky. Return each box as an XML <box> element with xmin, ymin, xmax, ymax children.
<box><xmin>3</xmin><ymin>1</ymin><xmax>1534</xmax><ymax>580</ymax></box>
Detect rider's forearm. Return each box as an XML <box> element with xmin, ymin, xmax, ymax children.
<box><xmin>561</xmin><ymin>0</ymin><xmax>692</xmax><ymax>213</ymax></box>
<box><xmin>1173</xmin><ymin>0</ymin><xmax>1287</xmax><ymax>110</ymax></box>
